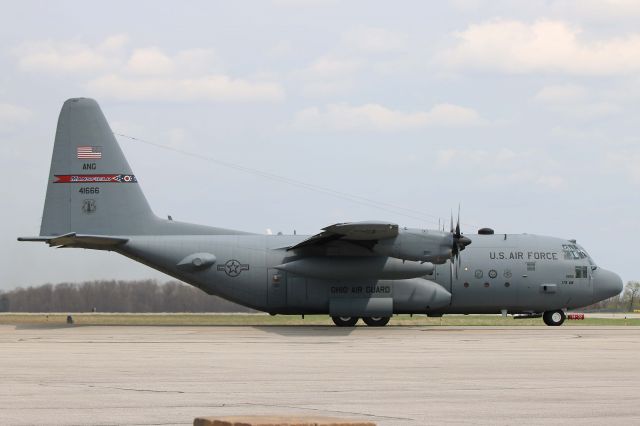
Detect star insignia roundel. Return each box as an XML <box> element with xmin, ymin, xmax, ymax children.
<box><xmin>217</xmin><ymin>259</ymin><xmax>250</xmax><ymax>277</ymax></box>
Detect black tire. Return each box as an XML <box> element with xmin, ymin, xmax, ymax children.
<box><xmin>543</xmin><ymin>310</ymin><xmax>566</xmax><ymax>326</ymax></box>
<box><xmin>331</xmin><ymin>316</ymin><xmax>359</xmax><ymax>327</ymax></box>
<box><xmin>362</xmin><ymin>316</ymin><xmax>390</xmax><ymax>327</ymax></box>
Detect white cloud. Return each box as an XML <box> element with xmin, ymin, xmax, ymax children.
<box><xmin>436</xmin><ymin>148</ymin><xmax>567</xmax><ymax>190</ymax></box>
<box><xmin>551</xmin><ymin>0</ymin><xmax>640</xmax><ymax>21</ymax></box>
<box><xmin>533</xmin><ymin>84</ymin><xmax>588</xmax><ymax>103</ymax></box>
<box><xmin>0</xmin><ymin>103</ymin><xmax>32</xmax><ymax>131</ymax></box>
<box><xmin>14</xmin><ymin>35</ymin><xmax>280</xmax><ymax>102</ymax></box>
<box><xmin>437</xmin><ymin>148</ymin><xmax>519</xmax><ymax>167</ymax></box>
<box><xmin>440</xmin><ymin>19</ymin><xmax>640</xmax><ymax>75</ymax></box>
<box><xmin>342</xmin><ymin>27</ymin><xmax>408</xmax><ymax>53</ymax></box>
<box><xmin>298</xmin><ymin>80</ymin><xmax>354</xmax><ymax>97</ymax></box>
<box><xmin>535</xmin><ymin>175</ymin><xmax>567</xmax><ymax>190</ymax></box>
<box><xmin>533</xmin><ymin>84</ymin><xmax>622</xmax><ymax>118</ymax></box>
<box><xmin>606</xmin><ymin>150</ymin><xmax>640</xmax><ymax>184</ymax></box>
<box><xmin>273</xmin><ymin>0</ymin><xmax>338</xmax><ymax>6</ymax></box>
<box><xmin>126</xmin><ymin>47</ymin><xmax>219</xmax><ymax>77</ymax></box>
<box><xmin>99</xmin><ymin>34</ymin><xmax>129</xmax><ymax>52</ymax></box>
<box><xmin>292</xmin><ymin>102</ymin><xmax>484</xmax><ymax>131</ymax></box>
<box><xmin>87</xmin><ymin>74</ymin><xmax>284</xmax><ymax>102</ymax></box>
<box><xmin>293</xmin><ymin>55</ymin><xmax>361</xmax><ymax>97</ymax></box>
<box><xmin>14</xmin><ymin>35</ymin><xmax>129</xmax><ymax>73</ymax></box>
<box><xmin>126</xmin><ymin>47</ymin><xmax>175</xmax><ymax>76</ymax></box>
<box><xmin>302</xmin><ymin>55</ymin><xmax>361</xmax><ymax>78</ymax></box>
<box><xmin>448</xmin><ymin>1</ymin><xmax>640</xmax><ymax>22</ymax></box>
<box><xmin>292</xmin><ymin>27</ymin><xmax>408</xmax><ymax>98</ymax></box>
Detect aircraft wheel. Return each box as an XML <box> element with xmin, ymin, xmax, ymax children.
<box><xmin>331</xmin><ymin>316</ymin><xmax>359</xmax><ymax>327</ymax></box>
<box><xmin>362</xmin><ymin>316</ymin><xmax>390</xmax><ymax>327</ymax></box>
<box><xmin>543</xmin><ymin>310</ymin><xmax>565</xmax><ymax>326</ymax></box>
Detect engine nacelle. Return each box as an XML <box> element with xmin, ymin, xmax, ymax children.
<box><xmin>392</xmin><ymin>278</ymin><xmax>452</xmax><ymax>312</ymax></box>
<box><xmin>275</xmin><ymin>256</ymin><xmax>434</xmax><ymax>280</ymax></box>
<box><xmin>373</xmin><ymin>228</ymin><xmax>452</xmax><ymax>264</ymax></box>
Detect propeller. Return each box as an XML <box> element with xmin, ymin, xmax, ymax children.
<box><xmin>449</xmin><ymin>205</ymin><xmax>472</xmax><ymax>279</ymax></box>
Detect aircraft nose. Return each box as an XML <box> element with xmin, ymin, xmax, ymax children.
<box><xmin>593</xmin><ymin>268</ymin><xmax>624</xmax><ymax>303</ymax></box>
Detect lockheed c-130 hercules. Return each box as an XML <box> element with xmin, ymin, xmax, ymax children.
<box><xmin>19</xmin><ymin>98</ymin><xmax>623</xmax><ymax>326</ymax></box>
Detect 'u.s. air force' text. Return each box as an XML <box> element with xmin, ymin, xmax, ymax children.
<box><xmin>490</xmin><ymin>251</ymin><xmax>559</xmax><ymax>260</ymax></box>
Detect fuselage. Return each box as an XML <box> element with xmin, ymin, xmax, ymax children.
<box><xmin>117</xmin><ymin>231</ymin><xmax>623</xmax><ymax>316</ymax></box>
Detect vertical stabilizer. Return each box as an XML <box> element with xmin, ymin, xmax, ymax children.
<box><xmin>40</xmin><ymin>98</ymin><xmax>155</xmax><ymax>236</ymax></box>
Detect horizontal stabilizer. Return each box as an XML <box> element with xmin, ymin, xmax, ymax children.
<box><xmin>18</xmin><ymin>233</ymin><xmax>128</xmax><ymax>249</ymax></box>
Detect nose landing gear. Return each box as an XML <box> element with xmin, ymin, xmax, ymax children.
<box><xmin>543</xmin><ymin>310</ymin><xmax>566</xmax><ymax>326</ymax></box>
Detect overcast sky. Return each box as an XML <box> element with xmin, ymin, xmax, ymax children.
<box><xmin>2</xmin><ymin>0</ymin><xmax>639</xmax><ymax>290</ymax></box>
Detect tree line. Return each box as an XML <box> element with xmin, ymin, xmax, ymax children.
<box><xmin>0</xmin><ymin>280</ymin><xmax>253</xmax><ymax>313</ymax></box>
<box><xmin>0</xmin><ymin>280</ymin><xmax>638</xmax><ymax>313</ymax></box>
<box><xmin>587</xmin><ymin>281</ymin><xmax>639</xmax><ymax>312</ymax></box>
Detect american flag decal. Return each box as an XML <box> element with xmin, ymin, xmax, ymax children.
<box><xmin>77</xmin><ymin>146</ymin><xmax>102</xmax><ymax>159</ymax></box>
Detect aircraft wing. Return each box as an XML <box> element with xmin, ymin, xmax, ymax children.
<box><xmin>18</xmin><ymin>232</ymin><xmax>128</xmax><ymax>249</ymax></box>
<box><xmin>287</xmin><ymin>221</ymin><xmax>398</xmax><ymax>251</ymax></box>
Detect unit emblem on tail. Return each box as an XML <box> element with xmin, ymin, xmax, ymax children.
<box><xmin>81</xmin><ymin>199</ymin><xmax>97</xmax><ymax>214</ymax></box>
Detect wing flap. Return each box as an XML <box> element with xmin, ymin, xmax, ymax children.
<box><xmin>287</xmin><ymin>221</ymin><xmax>398</xmax><ymax>251</ymax></box>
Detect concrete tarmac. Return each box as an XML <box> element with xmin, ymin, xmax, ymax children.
<box><xmin>1</xmin><ymin>325</ymin><xmax>639</xmax><ymax>425</ymax></box>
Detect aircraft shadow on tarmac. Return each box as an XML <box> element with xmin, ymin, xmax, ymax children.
<box><xmin>251</xmin><ymin>325</ymin><xmax>359</xmax><ymax>336</ymax></box>
<box><xmin>9</xmin><ymin>323</ymin><xmax>360</xmax><ymax>336</ymax></box>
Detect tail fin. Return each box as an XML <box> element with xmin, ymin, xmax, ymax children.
<box><xmin>40</xmin><ymin>98</ymin><xmax>156</xmax><ymax>236</ymax></box>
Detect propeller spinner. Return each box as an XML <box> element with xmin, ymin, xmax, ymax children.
<box><xmin>449</xmin><ymin>207</ymin><xmax>471</xmax><ymax>279</ymax></box>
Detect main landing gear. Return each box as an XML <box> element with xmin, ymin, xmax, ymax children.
<box><xmin>331</xmin><ymin>316</ymin><xmax>359</xmax><ymax>327</ymax></box>
<box><xmin>331</xmin><ymin>316</ymin><xmax>391</xmax><ymax>327</ymax></box>
<box><xmin>362</xmin><ymin>316</ymin><xmax>390</xmax><ymax>327</ymax></box>
<box><xmin>543</xmin><ymin>310</ymin><xmax>566</xmax><ymax>326</ymax></box>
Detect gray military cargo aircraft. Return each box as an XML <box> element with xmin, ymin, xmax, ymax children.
<box><xmin>19</xmin><ymin>98</ymin><xmax>623</xmax><ymax>326</ymax></box>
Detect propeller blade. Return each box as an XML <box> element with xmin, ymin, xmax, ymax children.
<box><xmin>450</xmin><ymin>212</ymin><xmax>454</xmax><ymax>233</ymax></box>
<box><xmin>449</xmin><ymin>259</ymin><xmax>454</xmax><ymax>280</ymax></box>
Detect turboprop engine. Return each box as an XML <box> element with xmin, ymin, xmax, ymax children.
<box><xmin>372</xmin><ymin>228</ymin><xmax>456</xmax><ymax>264</ymax></box>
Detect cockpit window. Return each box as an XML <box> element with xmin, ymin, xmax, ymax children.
<box><xmin>562</xmin><ymin>244</ymin><xmax>580</xmax><ymax>260</ymax></box>
<box><xmin>563</xmin><ymin>243</ymin><xmax>597</xmax><ymax>266</ymax></box>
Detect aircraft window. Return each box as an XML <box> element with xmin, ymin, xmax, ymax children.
<box><xmin>484</xmin><ymin>282</ymin><xmax>490</xmax><ymax>288</ymax></box>
<box><xmin>504</xmin><ymin>282</ymin><xmax>510</xmax><ymax>287</ymax></box>
<box><xmin>562</xmin><ymin>245</ymin><xmax>584</xmax><ymax>261</ymax></box>
<box><xmin>576</xmin><ymin>245</ymin><xmax>597</xmax><ymax>267</ymax></box>
<box><xmin>463</xmin><ymin>282</ymin><xmax>469</xmax><ymax>288</ymax></box>
<box><xmin>575</xmin><ymin>266</ymin><xmax>588</xmax><ymax>278</ymax></box>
